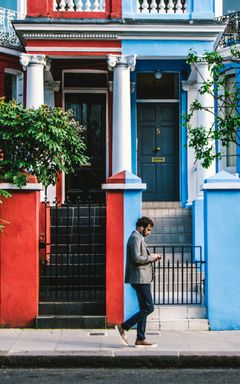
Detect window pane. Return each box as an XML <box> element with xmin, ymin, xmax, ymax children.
<box><xmin>225</xmin><ymin>75</ymin><xmax>236</xmax><ymax>167</ymax></box>
<box><xmin>4</xmin><ymin>73</ymin><xmax>16</xmax><ymax>101</ymax></box>
<box><xmin>137</xmin><ymin>73</ymin><xmax>179</xmax><ymax>99</ymax></box>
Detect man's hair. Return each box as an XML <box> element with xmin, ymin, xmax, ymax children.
<box><xmin>136</xmin><ymin>216</ymin><xmax>154</xmax><ymax>229</ymax></box>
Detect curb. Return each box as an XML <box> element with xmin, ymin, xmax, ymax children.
<box><xmin>1</xmin><ymin>353</ymin><xmax>240</xmax><ymax>369</ymax></box>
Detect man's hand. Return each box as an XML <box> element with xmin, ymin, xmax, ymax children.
<box><xmin>151</xmin><ymin>253</ymin><xmax>161</xmax><ymax>261</ymax></box>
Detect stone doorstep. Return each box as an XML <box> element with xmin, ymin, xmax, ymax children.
<box><xmin>146</xmin><ymin>319</ymin><xmax>209</xmax><ymax>331</ymax></box>
<box><xmin>142</xmin><ymin>208</ymin><xmax>192</xmax><ymax>218</ymax></box>
<box><xmin>149</xmin><ymin>305</ymin><xmax>207</xmax><ymax>320</ymax></box>
<box><xmin>142</xmin><ymin>202</ymin><xmax>181</xmax><ymax>209</ymax></box>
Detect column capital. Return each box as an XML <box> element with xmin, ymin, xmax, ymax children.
<box><xmin>20</xmin><ymin>53</ymin><xmax>47</xmax><ymax>71</ymax></box>
<box><xmin>44</xmin><ymin>80</ymin><xmax>61</xmax><ymax>92</ymax></box>
<box><xmin>182</xmin><ymin>80</ymin><xmax>197</xmax><ymax>92</ymax></box>
<box><xmin>107</xmin><ymin>54</ymin><xmax>137</xmax><ymax>72</ymax></box>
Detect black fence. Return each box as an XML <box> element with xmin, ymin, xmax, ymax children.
<box><xmin>217</xmin><ymin>11</ymin><xmax>240</xmax><ymax>48</ymax></box>
<box><xmin>148</xmin><ymin>245</ymin><xmax>205</xmax><ymax>305</ymax></box>
<box><xmin>39</xmin><ymin>195</ymin><xmax>106</xmax><ymax>303</ymax></box>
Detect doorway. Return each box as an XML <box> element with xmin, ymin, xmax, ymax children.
<box><xmin>65</xmin><ymin>93</ymin><xmax>106</xmax><ymax>202</ymax></box>
<box><xmin>137</xmin><ymin>103</ymin><xmax>179</xmax><ymax>201</ymax></box>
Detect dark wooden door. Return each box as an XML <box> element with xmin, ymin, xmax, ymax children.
<box><xmin>137</xmin><ymin>103</ymin><xmax>179</xmax><ymax>201</ymax></box>
<box><xmin>65</xmin><ymin>93</ymin><xmax>106</xmax><ymax>202</ymax></box>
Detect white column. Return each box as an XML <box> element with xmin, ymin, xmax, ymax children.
<box><xmin>195</xmin><ymin>61</ymin><xmax>216</xmax><ymax>197</ymax></box>
<box><xmin>17</xmin><ymin>0</ymin><xmax>27</xmax><ymax>19</ymax></box>
<box><xmin>20</xmin><ymin>54</ymin><xmax>47</xmax><ymax>108</ymax></box>
<box><xmin>108</xmin><ymin>54</ymin><xmax>136</xmax><ymax>175</ymax></box>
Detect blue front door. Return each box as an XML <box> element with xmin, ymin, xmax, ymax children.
<box><xmin>137</xmin><ymin>103</ymin><xmax>179</xmax><ymax>201</ymax></box>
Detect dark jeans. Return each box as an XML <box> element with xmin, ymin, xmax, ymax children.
<box><xmin>122</xmin><ymin>283</ymin><xmax>154</xmax><ymax>341</ymax></box>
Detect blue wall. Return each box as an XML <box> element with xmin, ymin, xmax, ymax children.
<box><xmin>204</xmin><ymin>172</ymin><xmax>240</xmax><ymax>330</ymax></box>
<box><xmin>124</xmin><ymin>188</ymin><xmax>143</xmax><ymax>321</ymax></box>
<box><xmin>0</xmin><ymin>0</ymin><xmax>16</xmax><ymax>10</ymax></box>
<box><xmin>122</xmin><ymin>40</ymin><xmax>215</xmax><ymax>59</ymax></box>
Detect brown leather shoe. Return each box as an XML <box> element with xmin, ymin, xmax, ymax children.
<box><xmin>135</xmin><ymin>339</ymin><xmax>157</xmax><ymax>347</ymax></box>
<box><xmin>115</xmin><ymin>325</ymin><xmax>128</xmax><ymax>346</ymax></box>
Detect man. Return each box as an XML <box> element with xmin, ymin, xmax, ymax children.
<box><xmin>115</xmin><ymin>216</ymin><xmax>160</xmax><ymax>347</ymax></box>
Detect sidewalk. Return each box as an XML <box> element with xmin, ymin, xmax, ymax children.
<box><xmin>1</xmin><ymin>328</ymin><xmax>240</xmax><ymax>368</ymax></box>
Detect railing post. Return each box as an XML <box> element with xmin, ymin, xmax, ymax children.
<box><xmin>0</xmin><ymin>181</ymin><xmax>42</xmax><ymax>327</ymax></box>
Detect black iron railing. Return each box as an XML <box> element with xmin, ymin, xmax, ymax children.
<box><xmin>39</xmin><ymin>194</ymin><xmax>106</xmax><ymax>303</ymax></box>
<box><xmin>217</xmin><ymin>12</ymin><xmax>240</xmax><ymax>48</ymax></box>
<box><xmin>148</xmin><ymin>245</ymin><xmax>205</xmax><ymax>305</ymax></box>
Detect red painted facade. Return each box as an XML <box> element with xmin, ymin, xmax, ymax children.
<box><xmin>25</xmin><ymin>39</ymin><xmax>121</xmax><ymax>56</ymax></box>
<box><xmin>0</xmin><ymin>188</ymin><xmax>40</xmax><ymax>327</ymax></box>
<box><xmin>27</xmin><ymin>0</ymin><xmax>121</xmax><ymax>19</ymax></box>
<box><xmin>106</xmin><ymin>191</ymin><xmax>124</xmax><ymax>325</ymax></box>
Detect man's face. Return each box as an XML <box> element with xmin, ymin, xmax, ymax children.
<box><xmin>142</xmin><ymin>224</ymin><xmax>153</xmax><ymax>237</ymax></box>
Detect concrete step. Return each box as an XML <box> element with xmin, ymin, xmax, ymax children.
<box><xmin>36</xmin><ymin>315</ymin><xmax>106</xmax><ymax>329</ymax></box>
<box><xmin>142</xmin><ymin>208</ymin><xmax>192</xmax><ymax>218</ymax></box>
<box><xmin>39</xmin><ymin>301</ymin><xmax>106</xmax><ymax>316</ymax></box>
<box><xmin>142</xmin><ymin>202</ymin><xmax>181</xmax><ymax>208</ymax></box>
<box><xmin>147</xmin><ymin>319</ymin><xmax>209</xmax><ymax>331</ymax></box>
<box><xmin>142</xmin><ymin>202</ymin><xmax>192</xmax><ymax>246</ymax></box>
<box><xmin>152</xmin><ymin>292</ymin><xmax>204</xmax><ymax>305</ymax></box>
<box><xmin>150</xmin><ymin>305</ymin><xmax>207</xmax><ymax>319</ymax></box>
<box><xmin>147</xmin><ymin>305</ymin><xmax>208</xmax><ymax>331</ymax></box>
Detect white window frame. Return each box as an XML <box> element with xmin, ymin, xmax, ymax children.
<box><xmin>4</xmin><ymin>68</ymin><xmax>24</xmax><ymax>104</ymax></box>
<box><xmin>218</xmin><ymin>70</ymin><xmax>237</xmax><ymax>174</ymax></box>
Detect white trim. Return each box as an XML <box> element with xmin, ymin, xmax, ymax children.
<box><xmin>137</xmin><ymin>99</ymin><xmax>179</xmax><ymax>103</ymax></box>
<box><xmin>63</xmin><ymin>89</ymin><xmax>108</xmax><ymax>93</ymax></box>
<box><xmin>15</xmin><ymin>23</ymin><xmax>226</xmax><ymax>34</ymax></box>
<box><xmin>203</xmin><ymin>182</ymin><xmax>240</xmax><ymax>190</ymax></box>
<box><xmin>26</xmin><ymin>47</ymin><xmax>121</xmax><ymax>53</ymax></box>
<box><xmin>4</xmin><ymin>68</ymin><xmax>22</xmax><ymax>75</ymax></box>
<box><xmin>215</xmin><ymin>0</ymin><xmax>223</xmax><ymax>17</ymax></box>
<box><xmin>120</xmin><ymin>36</ymin><xmax>218</xmax><ymax>41</ymax></box>
<box><xmin>17</xmin><ymin>0</ymin><xmax>26</xmax><ymax>18</ymax></box>
<box><xmin>64</xmin><ymin>69</ymin><xmax>107</xmax><ymax>74</ymax></box>
<box><xmin>4</xmin><ymin>68</ymin><xmax>24</xmax><ymax>104</ymax></box>
<box><xmin>0</xmin><ymin>47</ymin><xmax>21</xmax><ymax>56</ymax></box>
<box><xmin>0</xmin><ymin>183</ymin><xmax>43</xmax><ymax>190</ymax></box>
<box><xmin>102</xmin><ymin>183</ymin><xmax>147</xmax><ymax>190</ymax></box>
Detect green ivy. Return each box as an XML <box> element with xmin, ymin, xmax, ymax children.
<box><xmin>185</xmin><ymin>47</ymin><xmax>240</xmax><ymax>168</ymax></box>
<box><xmin>0</xmin><ymin>99</ymin><xmax>88</xmax><ymax>187</ymax></box>
<box><xmin>0</xmin><ymin>189</ymin><xmax>11</xmax><ymax>231</ymax></box>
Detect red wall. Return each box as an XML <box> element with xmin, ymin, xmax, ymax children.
<box><xmin>0</xmin><ymin>189</ymin><xmax>40</xmax><ymax>327</ymax></box>
<box><xmin>106</xmin><ymin>191</ymin><xmax>124</xmax><ymax>325</ymax></box>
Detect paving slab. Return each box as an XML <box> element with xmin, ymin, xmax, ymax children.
<box><xmin>1</xmin><ymin>329</ymin><xmax>240</xmax><ymax>368</ymax></box>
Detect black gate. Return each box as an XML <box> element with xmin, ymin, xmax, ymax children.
<box><xmin>148</xmin><ymin>245</ymin><xmax>205</xmax><ymax>305</ymax></box>
<box><xmin>39</xmin><ymin>194</ymin><xmax>106</xmax><ymax>305</ymax></box>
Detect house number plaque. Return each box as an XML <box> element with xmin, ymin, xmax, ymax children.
<box><xmin>152</xmin><ymin>157</ymin><xmax>165</xmax><ymax>163</ymax></box>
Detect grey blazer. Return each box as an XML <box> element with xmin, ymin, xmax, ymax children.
<box><xmin>125</xmin><ymin>230</ymin><xmax>155</xmax><ymax>284</ymax></box>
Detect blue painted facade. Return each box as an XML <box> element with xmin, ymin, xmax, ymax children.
<box><xmin>0</xmin><ymin>0</ymin><xmax>16</xmax><ymax>10</ymax></box>
<box><xmin>122</xmin><ymin>0</ymin><xmax>215</xmax><ymax>20</ymax></box>
<box><xmin>122</xmin><ymin>173</ymin><xmax>144</xmax><ymax>321</ymax></box>
<box><xmin>122</xmin><ymin>39</ymin><xmax>216</xmax><ymax>206</ymax></box>
<box><xmin>204</xmin><ymin>172</ymin><xmax>240</xmax><ymax>330</ymax></box>
<box><xmin>120</xmin><ymin>0</ymin><xmax>228</xmax><ymax>327</ymax></box>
